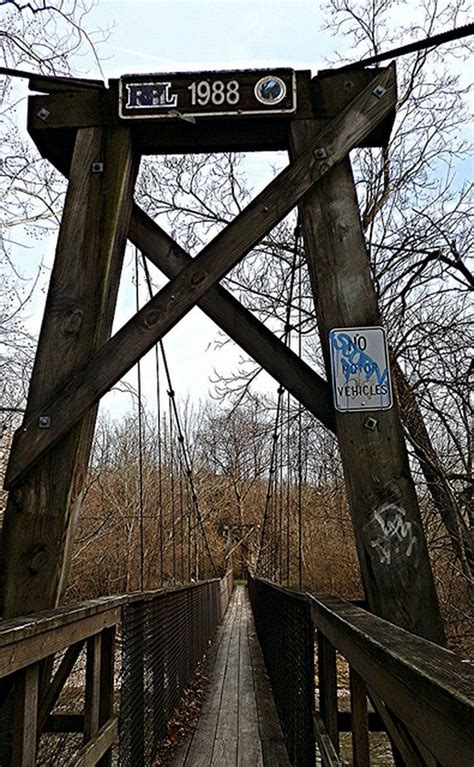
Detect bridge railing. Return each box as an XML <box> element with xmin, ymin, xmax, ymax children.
<box><xmin>0</xmin><ymin>573</ymin><xmax>233</xmax><ymax>766</ymax></box>
<box><xmin>248</xmin><ymin>575</ymin><xmax>473</xmax><ymax>767</ymax></box>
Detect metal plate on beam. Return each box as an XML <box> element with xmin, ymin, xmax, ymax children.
<box><xmin>329</xmin><ymin>327</ymin><xmax>393</xmax><ymax>412</ymax></box>
<box><xmin>118</xmin><ymin>69</ymin><xmax>296</xmax><ymax>119</ymax></box>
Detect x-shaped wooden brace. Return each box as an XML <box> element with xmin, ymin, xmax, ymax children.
<box><xmin>6</xmin><ymin>65</ymin><xmax>396</xmax><ymax>489</ymax></box>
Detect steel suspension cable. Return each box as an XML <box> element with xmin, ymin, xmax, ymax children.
<box><xmin>134</xmin><ymin>249</ymin><xmax>145</xmax><ymax>591</ymax></box>
<box><xmin>257</xmin><ymin>221</ymin><xmax>301</xmax><ymax>577</ymax></box>
<box><xmin>140</xmin><ymin>255</ymin><xmax>219</xmax><ymax>578</ymax></box>
<box><xmin>334</xmin><ymin>23</ymin><xmax>474</xmax><ymax>71</ymax></box>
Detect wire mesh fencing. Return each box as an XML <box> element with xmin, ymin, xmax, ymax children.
<box><xmin>248</xmin><ymin>575</ymin><xmax>315</xmax><ymax>767</ymax></box>
<box><xmin>119</xmin><ymin>577</ymin><xmax>232</xmax><ymax>767</ymax></box>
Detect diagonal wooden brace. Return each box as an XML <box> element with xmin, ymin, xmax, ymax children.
<box><xmin>129</xmin><ymin>204</ymin><xmax>335</xmax><ymax>432</ymax></box>
<box><xmin>5</xmin><ymin>65</ymin><xmax>396</xmax><ymax>489</ymax></box>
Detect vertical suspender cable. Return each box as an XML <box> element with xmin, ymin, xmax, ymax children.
<box><xmin>140</xmin><ymin>253</ymin><xmax>219</xmax><ymax>578</ymax></box>
<box><xmin>155</xmin><ymin>344</ymin><xmax>164</xmax><ymax>586</ymax></box>
<box><xmin>297</xmin><ymin>244</ymin><xmax>304</xmax><ymax>589</ymax></box>
<box><xmin>135</xmin><ymin>249</ymin><xmax>145</xmax><ymax>591</ymax></box>
<box><xmin>169</xmin><ymin>392</ymin><xmax>176</xmax><ymax>583</ymax></box>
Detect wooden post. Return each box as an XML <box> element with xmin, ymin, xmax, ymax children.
<box><xmin>0</xmin><ymin>125</ymin><xmax>137</xmax><ymax>618</ymax></box>
<box><xmin>289</xmin><ymin>118</ymin><xmax>445</xmax><ymax>644</ymax></box>
<box><xmin>11</xmin><ymin>664</ymin><xmax>39</xmax><ymax>767</ymax></box>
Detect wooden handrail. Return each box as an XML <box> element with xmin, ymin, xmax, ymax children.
<box><xmin>307</xmin><ymin>593</ymin><xmax>473</xmax><ymax>767</ymax></box>
<box><xmin>249</xmin><ymin>577</ymin><xmax>473</xmax><ymax>767</ymax></box>
<box><xmin>0</xmin><ymin>573</ymin><xmax>233</xmax><ymax>766</ymax></box>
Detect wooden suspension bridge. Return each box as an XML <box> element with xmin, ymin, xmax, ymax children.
<box><xmin>0</xmin><ymin>62</ymin><xmax>472</xmax><ymax>766</ymax></box>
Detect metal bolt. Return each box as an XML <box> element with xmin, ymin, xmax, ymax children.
<box><xmin>263</xmin><ymin>206</ymin><xmax>269</xmax><ymax>213</ymax></box>
<box><xmin>91</xmin><ymin>162</ymin><xmax>104</xmax><ymax>173</ymax></box>
<box><xmin>314</xmin><ymin>147</ymin><xmax>328</xmax><ymax>159</ymax></box>
<box><xmin>372</xmin><ymin>85</ymin><xmax>386</xmax><ymax>99</ymax></box>
<box><xmin>364</xmin><ymin>416</ymin><xmax>378</xmax><ymax>431</ymax></box>
<box><xmin>37</xmin><ymin>107</ymin><xmax>50</xmax><ymax>121</ymax></box>
<box><xmin>38</xmin><ymin>415</ymin><xmax>51</xmax><ymax>429</ymax></box>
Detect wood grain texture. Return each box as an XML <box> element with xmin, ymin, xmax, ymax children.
<box><xmin>289</xmin><ymin>73</ymin><xmax>445</xmax><ymax>645</ymax></box>
<box><xmin>11</xmin><ymin>664</ymin><xmax>39</xmax><ymax>767</ymax></box>
<box><xmin>172</xmin><ymin>587</ymin><xmax>290</xmax><ymax>767</ymax></box>
<box><xmin>1</xmin><ymin>126</ymin><xmax>137</xmax><ymax>618</ymax></box>
<box><xmin>317</xmin><ymin>631</ymin><xmax>339</xmax><ymax>753</ymax></box>
<box><xmin>7</xmin><ymin>66</ymin><xmax>397</xmax><ymax>489</ymax></box>
<box><xmin>84</xmin><ymin>634</ymin><xmax>101</xmax><ymax>742</ymax></box>
<box><xmin>309</xmin><ymin>594</ymin><xmax>474</xmax><ymax>767</ymax></box>
<box><xmin>130</xmin><ymin>205</ymin><xmax>335</xmax><ymax>432</ymax></box>
<box><xmin>349</xmin><ymin>667</ymin><xmax>370</xmax><ymax>767</ymax></box>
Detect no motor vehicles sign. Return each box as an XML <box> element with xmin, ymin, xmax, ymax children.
<box><xmin>329</xmin><ymin>327</ymin><xmax>393</xmax><ymax>413</ymax></box>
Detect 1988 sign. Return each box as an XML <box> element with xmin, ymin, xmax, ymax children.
<box><xmin>119</xmin><ymin>69</ymin><xmax>296</xmax><ymax>119</ymax></box>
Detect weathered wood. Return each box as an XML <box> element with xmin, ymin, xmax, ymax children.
<box><xmin>38</xmin><ymin>639</ymin><xmax>85</xmax><ymax>733</ymax></box>
<box><xmin>210</xmin><ymin>588</ymin><xmax>241</xmax><ymax>765</ymax></box>
<box><xmin>367</xmin><ymin>691</ymin><xmax>425</xmax><ymax>767</ymax></box>
<box><xmin>1</xmin><ymin>125</ymin><xmax>137</xmax><ymax>618</ymax></box>
<box><xmin>7</xmin><ymin>66</ymin><xmax>397</xmax><ymax>488</ymax></box>
<box><xmin>11</xmin><ymin>663</ymin><xmax>39</xmax><ymax>767</ymax></box>
<box><xmin>237</xmin><ymin>596</ymin><xmax>263</xmax><ymax>766</ymax></box>
<box><xmin>0</xmin><ymin>609</ymin><xmax>119</xmax><ymax>678</ymax></box>
<box><xmin>349</xmin><ymin>667</ymin><xmax>370</xmax><ymax>767</ymax></box>
<box><xmin>317</xmin><ymin>631</ymin><xmax>339</xmax><ymax>753</ymax></box>
<box><xmin>313</xmin><ymin>713</ymin><xmax>343</xmax><ymax>767</ymax></box>
<box><xmin>84</xmin><ymin>634</ymin><xmax>102</xmax><ymax>742</ymax></box>
<box><xmin>98</xmin><ymin>627</ymin><xmax>115</xmax><ymax>767</ymax></box>
<box><xmin>308</xmin><ymin>594</ymin><xmax>474</xmax><ymax>767</ymax></box>
<box><xmin>179</xmin><ymin>590</ymin><xmax>239</xmax><ymax>765</ymax></box>
<box><xmin>130</xmin><ymin>205</ymin><xmax>335</xmax><ymax>431</ymax></box>
<box><xmin>289</xmin><ymin>93</ymin><xmax>446</xmax><ymax>645</ymax></box>
<box><xmin>174</xmin><ymin>587</ymin><xmax>290</xmax><ymax>767</ymax></box>
<box><xmin>69</xmin><ymin>717</ymin><xmax>118</xmax><ymax>767</ymax></box>
<box><xmin>312</xmin><ymin>68</ymin><xmax>395</xmax><ymax>147</ymax></box>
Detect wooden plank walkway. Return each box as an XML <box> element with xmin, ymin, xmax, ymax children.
<box><xmin>171</xmin><ymin>586</ymin><xmax>291</xmax><ymax>767</ymax></box>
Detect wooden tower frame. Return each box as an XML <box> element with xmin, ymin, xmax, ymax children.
<box><xmin>1</xmin><ymin>65</ymin><xmax>445</xmax><ymax>643</ymax></box>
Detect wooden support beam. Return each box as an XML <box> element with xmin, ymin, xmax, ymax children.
<box><xmin>84</xmin><ymin>635</ymin><xmax>101</xmax><ymax>743</ymax></box>
<box><xmin>368</xmin><ymin>691</ymin><xmax>425</xmax><ymax>767</ymax></box>
<box><xmin>349</xmin><ymin>668</ymin><xmax>370</xmax><ymax>767</ymax></box>
<box><xmin>5</xmin><ymin>66</ymin><xmax>396</xmax><ymax>488</ymax></box>
<box><xmin>289</xmin><ymin>74</ymin><xmax>446</xmax><ymax>645</ymax></box>
<box><xmin>129</xmin><ymin>205</ymin><xmax>335</xmax><ymax>432</ymax></box>
<box><xmin>12</xmin><ymin>664</ymin><xmax>39</xmax><ymax>767</ymax></box>
<box><xmin>70</xmin><ymin>718</ymin><xmax>118</xmax><ymax>767</ymax></box>
<box><xmin>313</xmin><ymin>713</ymin><xmax>343</xmax><ymax>767</ymax></box>
<box><xmin>317</xmin><ymin>631</ymin><xmax>339</xmax><ymax>753</ymax></box>
<box><xmin>38</xmin><ymin>640</ymin><xmax>85</xmax><ymax>733</ymax></box>
<box><xmin>0</xmin><ymin>126</ymin><xmax>137</xmax><ymax>618</ymax></box>
<box><xmin>98</xmin><ymin>627</ymin><xmax>115</xmax><ymax>767</ymax></box>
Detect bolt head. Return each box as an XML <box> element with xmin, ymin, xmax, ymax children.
<box><xmin>38</xmin><ymin>415</ymin><xmax>51</xmax><ymax>429</ymax></box>
<box><xmin>372</xmin><ymin>85</ymin><xmax>386</xmax><ymax>99</ymax></box>
<box><xmin>314</xmin><ymin>147</ymin><xmax>328</xmax><ymax>159</ymax></box>
<box><xmin>37</xmin><ymin>107</ymin><xmax>50</xmax><ymax>121</ymax></box>
<box><xmin>91</xmin><ymin>162</ymin><xmax>104</xmax><ymax>173</ymax></box>
<box><xmin>364</xmin><ymin>416</ymin><xmax>378</xmax><ymax>431</ymax></box>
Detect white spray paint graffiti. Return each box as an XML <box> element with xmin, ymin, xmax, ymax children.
<box><xmin>366</xmin><ymin>503</ymin><xmax>418</xmax><ymax>566</ymax></box>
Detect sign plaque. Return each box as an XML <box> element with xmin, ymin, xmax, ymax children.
<box><xmin>119</xmin><ymin>69</ymin><xmax>296</xmax><ymax>119</ymax></box>
<box><xmin>329</xmin><ymin>327</ymin><xmax>393</xmax><ymax>412</ymax></box>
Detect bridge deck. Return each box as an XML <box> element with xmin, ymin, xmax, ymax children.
<box><xmin>171</xmin><ymin>585</ymin><xmax>291</xmax><ymax>767</ymax></box>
